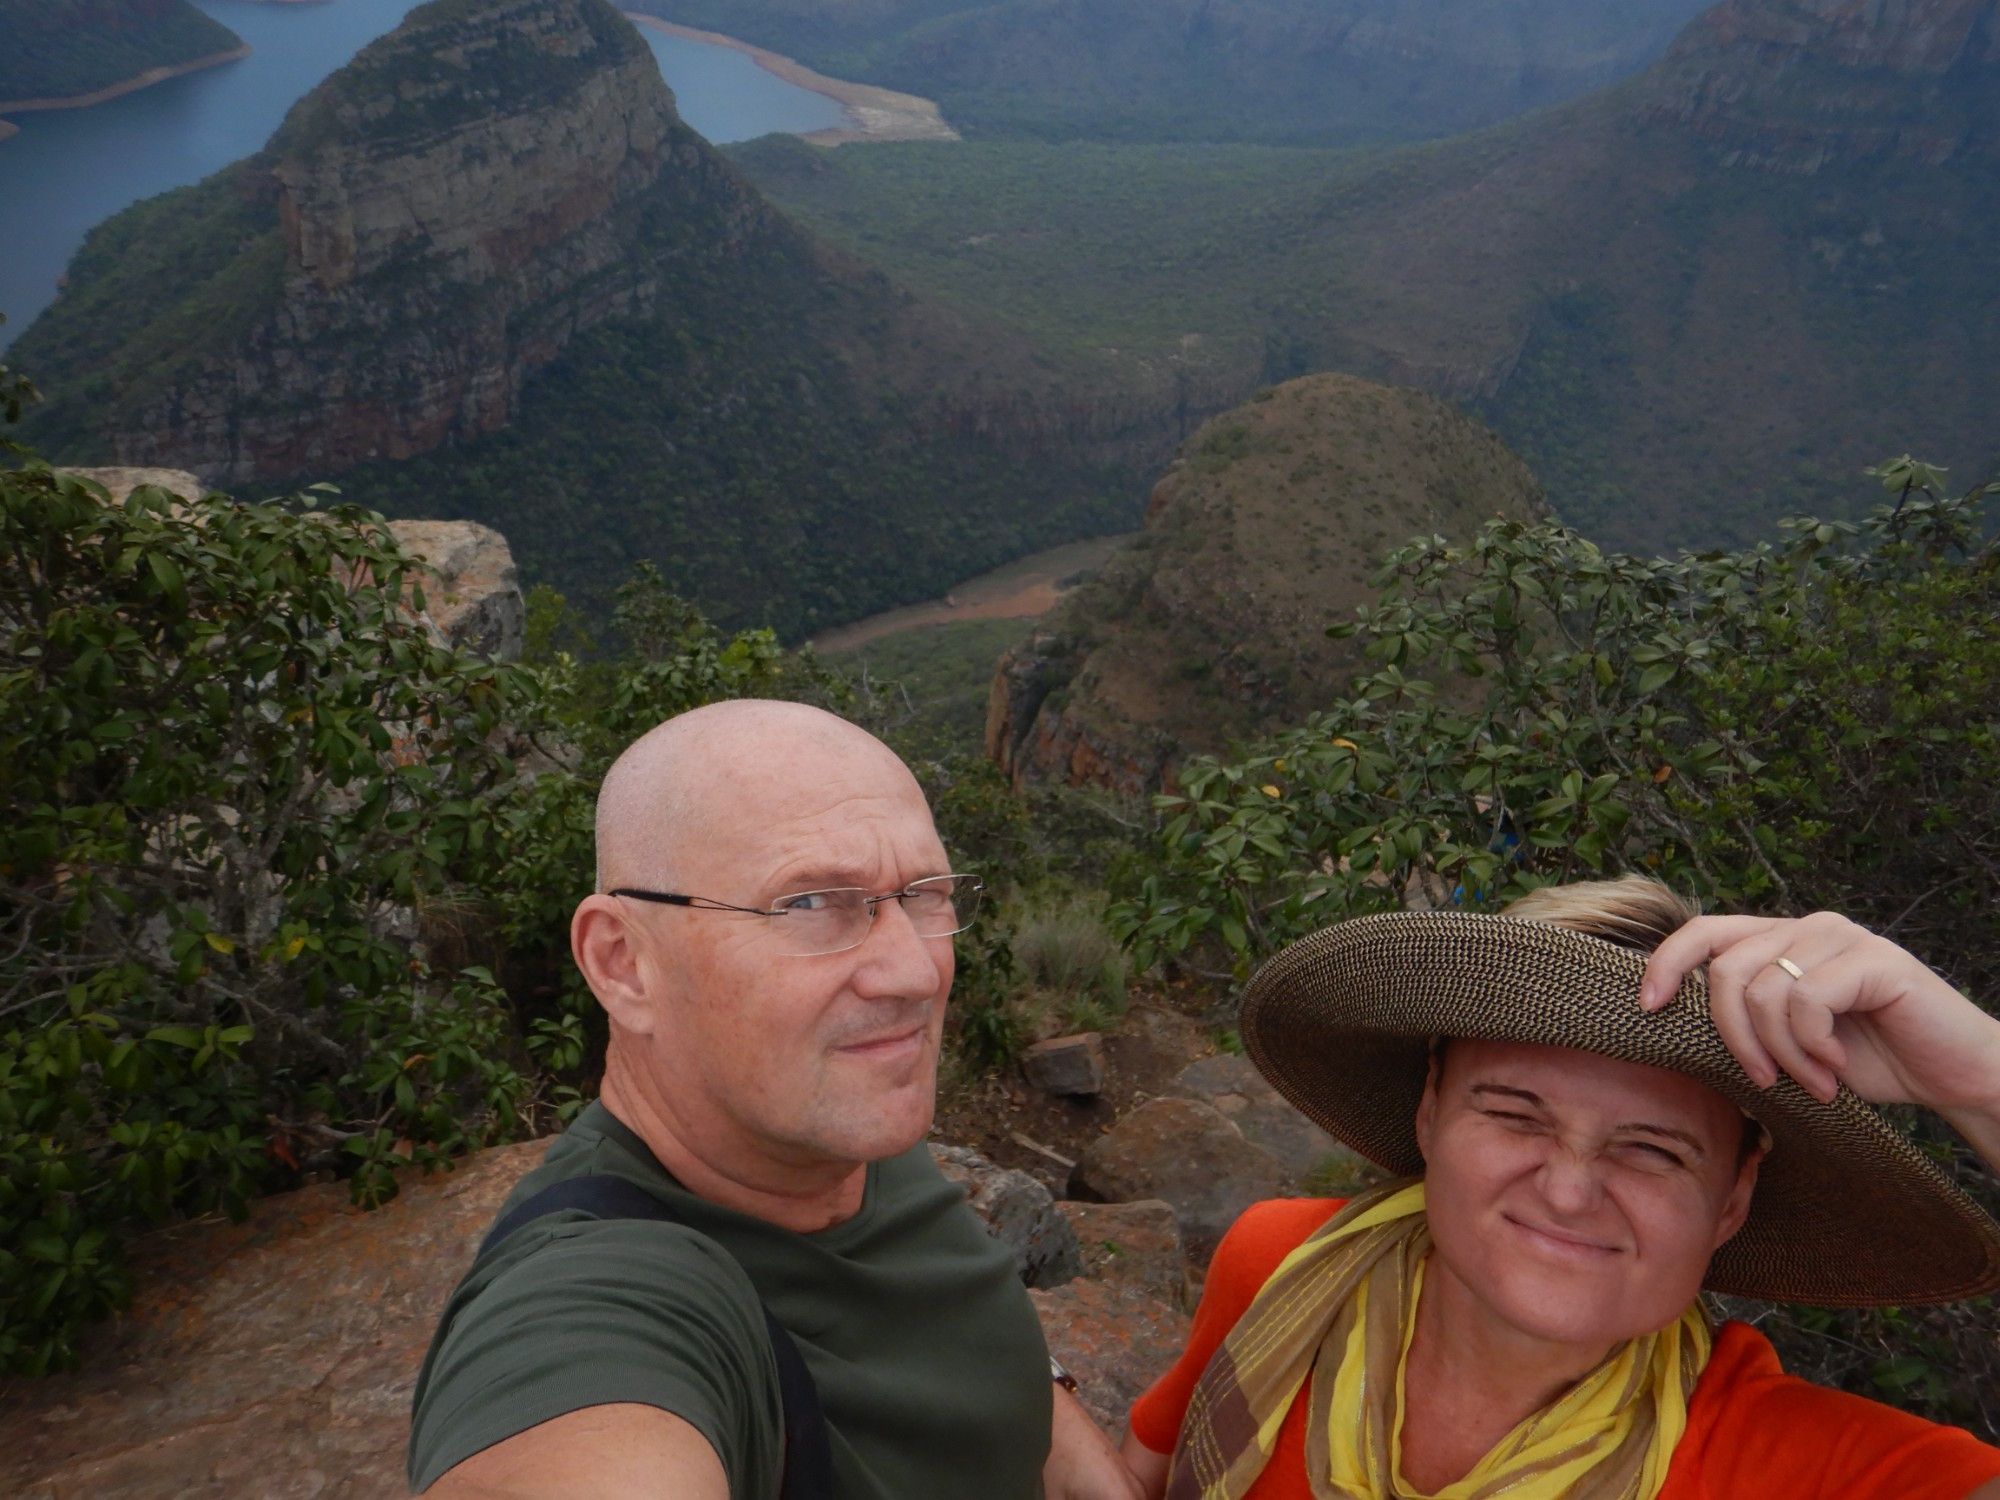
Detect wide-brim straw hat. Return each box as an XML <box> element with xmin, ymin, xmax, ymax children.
<box><xmin>1239</xmin><ymin>909</ymin><xmax>2000</xmax><ymax>1306</ymax></box>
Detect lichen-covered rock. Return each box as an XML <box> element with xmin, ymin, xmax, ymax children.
<box><xmin>1070</xmin><ymin>1097</ymin><xmax>1285</xmax><ymax>1265</ymax></box>
<box><xmin>1030</xmin><ymin>1278</ymin><xmax>1191</xmax><ymax>1437</ymax></box>
<box><xmin>932</xmin><ymin>1142</ymin><xmax>1084</xmax><ymax>1287</ymax></box>
<box><xmin>1058</xmin><ymin>1198</ymin><xmax>1190</xmax><ymax>1308</ymax></box>
<box><xmin>387</xmin><ymin>519</ymin><xmax>525</xmax><ymax>662</ymax></box>
<box><xmin>1168</xmin><ymin>1053</ymin><xmax>1376</xmax><ymax>1195</ymax></box>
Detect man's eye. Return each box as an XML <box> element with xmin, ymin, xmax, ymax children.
<box><xmin>778</xmin><ymin>892</ymin><xmax>832</xmax><ymax>913</ymax></box>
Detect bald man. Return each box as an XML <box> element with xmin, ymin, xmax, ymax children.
<box><xmin>408</xmin><ymin>702</ymin><xmax>1140</xmax><ymax>1499</ymax></box>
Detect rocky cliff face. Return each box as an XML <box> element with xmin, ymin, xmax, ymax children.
<box><xmin>1639</xmin><ymin>0</ymin><xmax>2000</xmax><ymax>167</ymax></box>
<box><xmin>34</xmin><ymin>0</ymin><xmax>775</xmax><ymax>483</ymax></box>
<box><xmin>986</xmin><ymin>374</ymin><xmax>1546</xmax><ymax>793</ymax></box>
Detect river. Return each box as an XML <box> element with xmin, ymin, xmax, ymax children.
<box><xmin>0</xmin><ymin>1</ymin><xmax>848</xmax><ymax>350</ymax></box>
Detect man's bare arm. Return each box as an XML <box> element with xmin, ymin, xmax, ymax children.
<box><xmin>419</xmin><ymin>1403</ymin><xmax>727</xmax><ymax>1499</ymax></box>
<box><xmin>1043</xmin><ymin>1384</ymin><xmax>1144</xmax><ymax>1500</ymax></box>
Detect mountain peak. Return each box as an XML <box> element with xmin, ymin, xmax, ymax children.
<box><xmin>269</xmin><ymin>0</ymin><xmax>676</xmax><ymax>290</ymax></box>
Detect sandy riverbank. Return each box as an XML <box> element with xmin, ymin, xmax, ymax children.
<box><xmin>812</xmin><ymin>533</ymin><xmax>1135</xmax><ymax>653</ymax></box>
<box><xmin>623</xmin><ymin>14</ymin><xmax>957</xmax><ymax>145</ymax></box>
<box><xmin>0</xmin><ymin>45</ymin><xmax>252</xmax><ymax>120</ymax></box>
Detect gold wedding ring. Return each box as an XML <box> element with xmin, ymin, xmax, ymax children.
<box><xmin>1772</xmin><ymin>956</ymin><xmax>1807</xmax><ymax>981</ymax></box>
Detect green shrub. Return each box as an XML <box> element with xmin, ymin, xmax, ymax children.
<box><xmin>0</xmin><ymin>464</ymin><xmax>533</xmax><ymax>1373</ymax></box>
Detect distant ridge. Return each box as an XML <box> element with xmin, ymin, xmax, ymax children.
<box><xmin>0</xmin><ymin>0</ymin><xmax>245</xmax><ymax>113</ymax></box>
<box><xmin>742</xmin><ymin>0</ymin><xmax>2000</xmax><ymax>554</ymax></box>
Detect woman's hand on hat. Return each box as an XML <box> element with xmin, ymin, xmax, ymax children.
<box><xmin>1639</xmin><ymin>913</ymin><xmax>2000</xmax><ymax>1148</ymax></box>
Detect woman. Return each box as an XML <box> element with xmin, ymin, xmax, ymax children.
<box><xmin>1121</xmin><ymin>877</ymin><xmax>2000</xmax><ymax>1499</ymax></box>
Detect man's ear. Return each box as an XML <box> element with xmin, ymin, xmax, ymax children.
<box><xmin>571</xmin><ymin>895</ymin><xmax>661</xmax><ymax>1036</ymax></box>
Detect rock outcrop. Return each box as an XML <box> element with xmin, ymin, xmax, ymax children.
<box><xmin>52</xmin><ymin>468</ymin><xmax>527</xmax><ymax>661</ymax></box>
<box><xmin>1639</xmin><ymin>0</ymin><xmax>2000</xmax><ymax>168</ymax></box>
<box><xmin>1031</xmin><ymin>1278</ymin><xmax>1191</xmax><ymax>1436</ymax></box>
<box><xmin>987</xmin><ymin>374</ymin><xmax>1546</xmax><ymax>793</ymax></box>
<box><xmin>388</xmin><ymin>519</ymin><xmax>525</xmax><ymax>662</ymax></box>
<box><xmin>1166</xmin><ymin>1054</ymin><xmax>1374</xmax><ymax>1196</ymax></box>
<box><xmin>1071</xmin><ymin>1097</ymin><xmax>1286</xmax><ymax>1266</ymax></box>
<box><xmin>932</xmin><ymin>1143</ymin><xmax>1085</xmax><ymax>1287</ymax></box>
<box><xmin>0</xmin><ymin>1138</ymin><xmax>546</xmax><ymax>1497</ymax></box>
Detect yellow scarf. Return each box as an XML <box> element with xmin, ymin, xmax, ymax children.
<box><xmin>1168</xmin><ymin>1180</ymin><xmax>1712</xmax><ymax>1500</ymax></box>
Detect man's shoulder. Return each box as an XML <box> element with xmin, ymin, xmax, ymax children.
<box><xmin>408</xmin><ymin>1108</ymin><xmax>785</xmax><ymax>1495</ymax></box>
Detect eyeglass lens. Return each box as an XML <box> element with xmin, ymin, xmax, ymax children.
<box><xmin>769</xmin><ymin>875</ymin><xmax>982</xmax><ymax>956</ymax></box>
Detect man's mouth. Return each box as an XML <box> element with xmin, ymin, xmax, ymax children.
<box><xmin>835</xmin><ymin>1022</ymin><xmax>928</xmax><ymax>1057</ymax></box>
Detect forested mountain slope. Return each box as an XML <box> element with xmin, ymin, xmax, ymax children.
<box><xmin>11</xmin><ymin>0</ymin><xmax>1159</xmax><ymax>635</ymax></box>
<box><xmin>0</xmin><ymin>0</ymin><xmax>243</xmax><ymax>105</ymax></box>
<box><xmin>627</xmin><ymin>0</ymin><xmax>1714</xmax><ymax>145</ymax></box>
<box><xmin>738</xmin><ymin>0</ymin><xmax>2000</xmax><ymax>552</ymax></box>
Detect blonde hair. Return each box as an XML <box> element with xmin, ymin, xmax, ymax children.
<box><xmin>1500</xmin><ymin>874</ymin><xmax>1701</xmax><ymax>954</ymax></box>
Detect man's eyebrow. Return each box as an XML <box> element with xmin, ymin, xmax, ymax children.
<box><xmin>766</xmin><ymin>867</ymin><xmax>870</xmax><ymax>894</ymax></box>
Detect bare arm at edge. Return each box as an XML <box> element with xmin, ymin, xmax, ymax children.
<box><xmin>419</xmin><ymin>1402</ymin><xmax>727</xmax><ymax>1500</ymax></box>
<box><xmin>1121</xmin><ymin>1427</ymin><xmax>1171</xmax><ymax>1500</ymax></box>
<box><xmin>1969</xmin><ymin>1481</ymin><xmax>2000</xmax><ymax>1500</ymax></box>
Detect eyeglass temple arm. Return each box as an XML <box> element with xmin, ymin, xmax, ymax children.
<box><xmin>607</xmin><ymin>890</ymin><xmax>775</xmax><ymax>916</ymax></box>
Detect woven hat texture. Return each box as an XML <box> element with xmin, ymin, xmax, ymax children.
<box><xmin>1240</xmin><ymin>910</ymin><xmax>2000</xmax><ymax>1306</ymax></box>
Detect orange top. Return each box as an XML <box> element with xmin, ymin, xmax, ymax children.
<box><xmin>1129</xmin><ymin>1198</ymin><xmax>2000</xmax><ymax>1500</ymax></box>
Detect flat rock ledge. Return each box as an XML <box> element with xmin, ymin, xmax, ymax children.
<box><xmin>0</xmin><ymin>1133</ymin><xmax>1185</xmax><ymax>1496</ymax></box>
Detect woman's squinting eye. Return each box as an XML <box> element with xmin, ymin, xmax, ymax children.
<box><xmin>1616</xmin><ymin>1139</ymin><xmax>1686</xmax><ymax>1168</ymax></box>
<box><xmin>1483</xmin><ymin>1108</ymin><xmax>1549</xmax><ymax>1133</ymax></box>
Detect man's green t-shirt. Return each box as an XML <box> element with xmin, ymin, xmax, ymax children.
<box><xmin>407</xmin><ymin>1103</ymin><xmax>1053</xmax><ymax>1497</ymax></box>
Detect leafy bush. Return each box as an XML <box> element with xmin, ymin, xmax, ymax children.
<box><xmin>0</xmin><ymin>464</ymin><xmax>535</xmax><ymax>1372</ymax></box>
<box><xmin>1112</xmin><ymin>458</ymin><xmax>2000</xmax><ymax>998</ymax></box>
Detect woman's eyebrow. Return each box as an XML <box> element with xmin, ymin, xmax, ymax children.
<box><xmin>1468</xmin><ymin>1083</ymin><xmax>1546</xmax><ymax>1107</ymax></box>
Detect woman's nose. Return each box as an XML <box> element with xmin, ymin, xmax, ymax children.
<box><xmin>1536</xmin><ymin>1141</ymin><xmax>1608</xmax><ymax>1213</ymax></box>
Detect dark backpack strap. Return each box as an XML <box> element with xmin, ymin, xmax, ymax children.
<box><xmin>480</xmin><ymin>1174</ymin><xmax>834</xmax><ymax>1500</ymax></box>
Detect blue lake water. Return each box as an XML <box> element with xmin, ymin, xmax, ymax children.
<box><xmin>0</xmin><ymin>2</ymin><xmax>847</xmax><ymax>350</ymax></box>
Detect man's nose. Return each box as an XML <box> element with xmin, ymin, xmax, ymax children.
<box><xmin>852</xmin><ymin>895</ymin><xmax>944</xmax><ymax>997</ymax></box>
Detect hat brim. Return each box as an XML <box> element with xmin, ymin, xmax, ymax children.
<box><xmin>1239</xmin><ymin>910</ymin><xmax>2000</xmax><ymax>1306</ymax></box>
